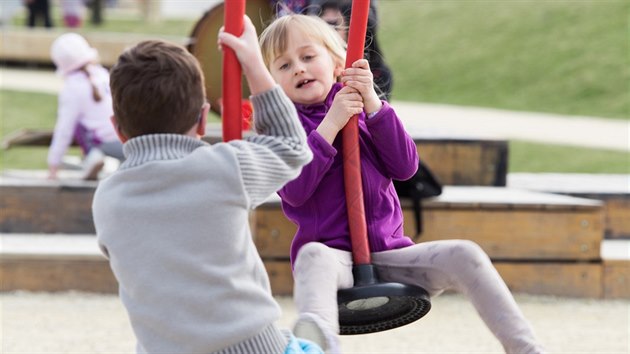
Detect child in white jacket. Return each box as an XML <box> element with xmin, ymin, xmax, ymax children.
<box><xmin>49</xmin><ymin>33</ymin><xmax>123</xmax><ymax>180</ymax></box>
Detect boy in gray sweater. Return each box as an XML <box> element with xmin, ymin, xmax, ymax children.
<box><xmin>93</xmin><ymin>16</ymin><xmax>322</xmax><ymax>353</ymax></box>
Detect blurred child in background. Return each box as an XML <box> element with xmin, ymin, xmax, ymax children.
<box><xmin>48</xmin><ymin>33</ymin><xmax>123</xmax><ymax>180</ymax></box>
<box><xmin>60</xmin><ymin>0</ymin><xmax>84</xmax><ymax>28</ymax></box>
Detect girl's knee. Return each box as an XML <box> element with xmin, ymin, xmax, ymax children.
<box><xmin>294</xmin><ymin>243</ymin><xmax>335</xmax><ymax>271</ymax></box>
<box><xmin>450</xmin><ymin>240</ymin><xmax>492</xmax><ymax>268</ymax></box>
<box><xmin>294</xmin><ymin>243</ymin><xmax>353</xmax><ymax>287</ymax></box>
<box><xmin>297</xmin><ymin>242</ymin><xmax>329</xmax><ymax>259</ymax></box>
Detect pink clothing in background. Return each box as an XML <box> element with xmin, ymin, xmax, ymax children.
<box><xmin>61</xmin><ymin>0</ymin><xmax>84</xmax><ymax>28</ymax></box>
<box><xmin>47</xmin><ymin>64</ymin><xmax>118</xmax><ymax>167</ymax></box>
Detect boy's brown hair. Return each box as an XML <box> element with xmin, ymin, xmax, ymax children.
<box><xmin>109</xmin><ymin>40</ymin><xmax>206</xmax><ymax>138</ymax></box>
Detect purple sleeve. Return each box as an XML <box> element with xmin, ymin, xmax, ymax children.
<box><xmin>278</xmin><ymin>130</ymin><xmax>337</xmax><ymax>207</ymax></box>
<box><xmin>365</xmin><ymin>101</ymin><xmax>419</xmax><ymax>180</ymax></box>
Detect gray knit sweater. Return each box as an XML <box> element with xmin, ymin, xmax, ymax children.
<box><xmin>93</xmin><ymin>86</ymin><xmax>312</xmax><ymax>353</ymax></box>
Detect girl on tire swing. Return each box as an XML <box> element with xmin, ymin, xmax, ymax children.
<box><xmin>259</xmin><ymin>14</ymin><xmax>545</xmax><ymax>354</ymax></box>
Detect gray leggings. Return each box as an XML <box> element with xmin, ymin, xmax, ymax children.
<box><xmin>293</xmin><ymin>240</ymin><xmax>544</xmax><ymax>354</ymax></box>
<box><xmin>98</xmin><ymin>140</ymin><xmax>125</xmax><ymax>161</ymax></box>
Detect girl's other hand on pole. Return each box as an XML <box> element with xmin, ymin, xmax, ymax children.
<box><xmin>341</xmin><ymin>59</ymin><xmax>382</xmax><ymax>115</ymax></box>
<box><xmin>317</xmin><ymin>86</ymin><xmax>363</xmax><ymax>144</ymax></box>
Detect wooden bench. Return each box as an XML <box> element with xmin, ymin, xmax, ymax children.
<box><xmin>0</xmin><ymin>171</ymin><xmax>98</xmax><ymax>234</ymax></box>
<box><xmin>255</xmin><ymin>188</ymin><xmax>603</xmax><ymax>261</ymax></box>
<box><xmin>0</xmin><ymin>233</ymin><xmax>118</xmax><ymax>293</ymax></box>
<box><xmin>0</xmin><ymin>28</ymin><xmax>188</xmax><ymax>67</ymax></box>
<box><xmin>601</xmin><ymin>239</ymin><xmax>630</xmax><ymax>299</ymax></box>
<box><xmin>0</xmin><ymin>133</ymin><xmax>507</xmax><ymax>233</ymax></box>
<box><xmin>1</xmin><ymin>171</ymin><xmax>617</xmax><ymax>298</ymax></box>
<box><xmin>255</xmin><ymin>187</ymin><xmax>605</xmax><ymax>297</ymax></box>
<box><xmin>509</xmin><ymin>173</ymin><xmax>630</xmax><ymax>239</ymax></box>
<box><xmin>2</xmin><ymin>234</ymin><xmax>625</xmax><ymax>299</ymax></box>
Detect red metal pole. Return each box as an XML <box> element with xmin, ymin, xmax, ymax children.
<box><xmin>342</xmin><ymin>0</ymin><xmax>371</xmax><ymax>265</ymax></box>
<box><xmin>222</xmin><ymin>0</ymin><xmax>245</xmax><ymax>142</ymax></box>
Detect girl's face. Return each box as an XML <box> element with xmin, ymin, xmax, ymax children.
<box><xmin>269</xmin><ymin>30</ymin><xmax>343</xmax><ymax>105</ymax></box>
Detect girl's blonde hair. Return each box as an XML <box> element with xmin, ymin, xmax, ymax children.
<box><xmin>259</xmin><ymin>14</ymin><xmax>347</xmax><ymax>73</ymax></box>
<box><xmin>79</xmin><ymin>65</ymin><xmax>102</xmax><ymax>102</ymax></box>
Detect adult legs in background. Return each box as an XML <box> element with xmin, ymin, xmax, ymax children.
<box><xmin>373</xmin><ymin>240</ymin><xmax>544</xmax><ymax>354</ymax></box>
<box><xmin>26</xmin><ymin>0</ymin><xmax>36</xmax><ymax>27</ymax></box>
<box><xmin>26</xmin><ymin>0</ymin><xmax>53</xmax><ymax>28</ymax></box>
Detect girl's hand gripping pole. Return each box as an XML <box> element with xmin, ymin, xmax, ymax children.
<box><xmin>342</xmin><ymin>0</ymin><xmax>371</xmax><ymax>265</ymax></box>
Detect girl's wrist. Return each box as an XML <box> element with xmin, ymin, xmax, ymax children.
<box><xmin>316</xmin><ymin>120</ymin><xmax>341</xmax><ymax>145</ymax></box>
<box><xmin>364</xmin><ymin>96</ymin><xmax>383</xmax><ymax>116</ymax></box>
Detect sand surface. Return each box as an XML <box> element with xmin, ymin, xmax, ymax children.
<box><xmin>1</xmin><ymin>291</ymin><xmax>628</xmax><ymax>353</ymax></box>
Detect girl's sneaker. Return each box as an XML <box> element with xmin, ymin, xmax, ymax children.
<box><xmin>293</xmin><ymin>313</ymin><xmax>340</xmax><ymax>354</ymax></box>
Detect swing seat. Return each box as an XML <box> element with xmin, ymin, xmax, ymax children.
<box><xmin>337</xmin><ymin>264</ymin><xmax>431</xmax><ymax>335</ymax></box>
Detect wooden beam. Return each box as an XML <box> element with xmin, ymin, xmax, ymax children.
<box><xmin>602</xmin><ymin>240</ymin><xmax>630</xmax><ymax>299</ymax></box>
<box><xmin>495</xmin><ymin>262</ymin><xmax>602</xmax><ymax>298</ymax></box>
<box><xmin>0</xmin><ymin>180</ymin><xmax>97</xmax><ymax>234</ymax></box>
<box><xmin>508</xmin><ymin>173</ymin><xmax>630</xmax><ymax>239</ymax></box>
<box><xmin>410</xmin><ymin>208</ymin><xmax>602</xmax><ymax>261</ymax></box>
<box><xmin>263</xmin><ymin>260</ymin><xmax>605</xmax><ymax>298</ymax></box>
<box><xmin>0</xmin><ymin>28</ymin><xmax>188</xmax><ymax>67</ymax></box>
<box><xmin>603</xmin><ymin>197</ymin><xmax>630</xmax><ymax>239</ymax></box>
<box><xmin>0</xmin><ymin>258</ymin><xmax>118</xmax><ymax>293</ymax></box>
<box><xmin>416</xmin><ymin>139</ymin><xmax>507</xmax><ymax>186</ymax></box>
<box><xmin>254</xmin><ymin>188</ymin><xmax>603</xmax><ymax>261</ymax></box>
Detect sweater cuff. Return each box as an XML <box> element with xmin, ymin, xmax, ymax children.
<box><xmin>249</xmin><ymin>85</ymin><xmax>295</xmax><ymax>133</ymax></box>
<box><xmin>215</xmin><ymin>324</ymin><xmax>288</xmax><ymax>354</ymax></box>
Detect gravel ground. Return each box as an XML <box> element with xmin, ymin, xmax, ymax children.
<box><xmin>1</xmin><ymin>291</ymin><xmax>628</xmax><ymax>353</ymax></box>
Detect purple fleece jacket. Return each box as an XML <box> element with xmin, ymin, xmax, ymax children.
<box><xmin>279</xmin><ymin>83</ymin><xmax>418</xmax><ymax>266</ymax></box>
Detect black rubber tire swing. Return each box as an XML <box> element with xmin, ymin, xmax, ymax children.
<box><xmin>337</xmin><ymin>0</ymin><xmax>431</xmax><ymax>335</ymax></box>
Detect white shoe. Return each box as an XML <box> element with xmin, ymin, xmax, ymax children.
<box><xmin>61</xmin><ymin>155</ymin><xmax>83</xmax><ymax>170</ymax></box>
<box><xmin>293</xmin><ymin>313</ymin><xmax>340</xmax><ymax>354</ymax></box>
<box><xmin>82</xmin><ymin>149</ymin><xmax>105</xmax><ymax>180</ymax></box>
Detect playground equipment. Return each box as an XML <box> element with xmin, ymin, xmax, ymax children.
<box><xmin>212</xmin><ymin>0</ymin><xmax>430</xmax><ymax>335</ymax></box>
<box><xmin>188</xmin><ymin>0</ymin><xmax>273</xmax><ymax>118</ymax></box>
<box><xmin>334</xmin><ymin>0</ymin><xmax>431</xmax><ymax>335</ymax></box>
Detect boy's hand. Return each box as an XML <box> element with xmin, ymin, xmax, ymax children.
<box><xmin>340</xmin><ymin>59</ymin><xmax>382</xmax><ymax>115</ymax></box>
<box><xmin>218</xmin><ymin>15</ymin><xmax>274</xmax><ymax>94</ymax></box>
<box><xmin>217</xmin><ymin>15</ymin><xmax>263</xmax><ymax>74</ymax></box>
<box><xmin>317</xmin><ymin>86</ymin><xmax>363</xmax><ymax>144</ymax></box>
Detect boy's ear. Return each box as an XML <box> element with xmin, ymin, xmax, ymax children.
<box><xmin>111</xmin><ymin>116</ymin><xmax>128</xmax><ymax>143</ymax></box>
<box><xmin>196</xmin><ymin>102</ymin><xmax>210</xmax><ymax>137</ymax></box>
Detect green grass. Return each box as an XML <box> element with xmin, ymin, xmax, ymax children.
<box><xmin>0</xmin><ymin>90</ymin><xmax>76</xmax><ymax>170</ymax></box>
<box><xmin>11</xmin><ymin>1</ymin><xmax>629</xmax><ymax>120</ymax></box>
<box><xmin>509</xmin><ymin>141</ymin><xmax>629</xmax><ymax>174</ymax></box>
<box><xmin>379</xmin><ymin>0</ymin><xmax>629</xmax><ymax>119</ymax></box>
